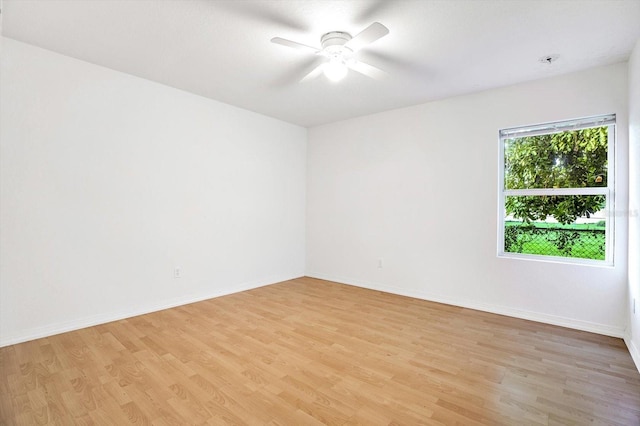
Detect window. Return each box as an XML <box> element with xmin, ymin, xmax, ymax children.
<box><xmin>498</xmin><ymin>114</ymin><xmax>615</xmax><ymax>264</ymax></box>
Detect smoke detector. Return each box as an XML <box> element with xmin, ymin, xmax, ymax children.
<box><xmin>539</xmin><ymin>54</ymin><xmax>560</xmax><ymax>65</ymax></box>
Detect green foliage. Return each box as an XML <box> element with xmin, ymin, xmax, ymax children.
<box><xmin>504</xmin><ymin>222</ymin><xmax>605</xmax><ymax>260</ymax></box>
<box><xmin>504</xmin><ymin>223</ymin><xmax>540</xmax><ymax>254</ymax></box>
<box><xmin>553</xmin><ymin>230</ymin><xmax>581</xmax><ymax>256</ymax></box>
<box><xmin>504</xmin><ymin>127</ymin><xmax>608</xmax><ymax>225</ymax></box>
<box><xmin>505</xmin><ymin>127</ymin><xmax>608</xmax><ymax>190</ymax></box>
<box><xmin>505</xmin><ymin>195</ymin><xmax>605</xmax><ymax>225</ymax></box>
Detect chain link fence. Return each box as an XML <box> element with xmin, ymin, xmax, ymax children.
<box><xmin>504</xmin><ymin>223</ymin><xmax>605</xmax><ymax>260</ymax></box>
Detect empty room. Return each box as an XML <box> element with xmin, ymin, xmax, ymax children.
<box><xmin>2</xmin><ymin>0</ymin><xmax>640</xmax><ymax>424</ymax></box>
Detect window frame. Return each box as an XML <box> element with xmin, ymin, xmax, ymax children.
<box><xmin>497</xmin><ymin>114</ymin><xmax>616</xmax><ymax>266</ymax></box>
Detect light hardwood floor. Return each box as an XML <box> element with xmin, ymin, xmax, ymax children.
<box><xmin>1</xmin><ymin>277</ymin><xmax>639</xmax><ymax>425</ymax></box>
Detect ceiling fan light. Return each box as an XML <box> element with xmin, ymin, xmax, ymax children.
<box><xmin>324</xmin><ymin>57</ymin><xmax>348</xmax><ymax>82</ymax></box>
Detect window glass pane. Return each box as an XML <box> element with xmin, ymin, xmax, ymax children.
<box><xmin>504</xmin><ymin>195</ymin><xmax>606</xmax><ymax>260</ymax></box>
<box><xmin>504</xmin><ymin>127</ymin><xmax>608</xmax><ymax>189</ymax></box>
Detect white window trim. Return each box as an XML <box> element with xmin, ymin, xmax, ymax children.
<box><xmin>497</xmin><ymin>115</ymin><xmax>615</xmax><ymax>266</ymax></box>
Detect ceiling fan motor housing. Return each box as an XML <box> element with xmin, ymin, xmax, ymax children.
<box><xmin>321</xmin><ymin>31</ymin><xmax>353</xmax><ymax>57</ymax></box>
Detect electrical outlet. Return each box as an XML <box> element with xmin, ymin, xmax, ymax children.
<box><xmin>378</xmin><ymin>258</ymin><xmax>383</xmax><ymax>269</ymax></box>
<box><xmin>174</xmin><ymin>267</ymin><xmax>182</xmax><ymax>278</ymax></box>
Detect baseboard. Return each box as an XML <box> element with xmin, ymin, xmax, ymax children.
<box><xmin>624</xmin><ymin>336</ymin><xmax>640</xmax><ymax>373</ymax></box>
<box><xmin>0</xmin><ymin>273</ymin><xmax>303</xmax><ymax>347</ymax></box>
<box><xmin>5</xmin><ymin>272</ymin><xmax>627</xmax><ymax>348</ymax></box>
<box><xmin>306</xmin><ymin>272</ymin><xmax>626</xmax><ymax>339</ymax></box>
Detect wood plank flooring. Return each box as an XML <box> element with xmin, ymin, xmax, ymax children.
<box><xmin>1</xmin><ymin>277</ymin><xmax>639</xmax><ymax>425</ymax></box>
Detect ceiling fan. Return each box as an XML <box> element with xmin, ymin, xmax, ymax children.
<box><xmin>271</xmin><ymin>22</ymin><xmax>389</xmax><ymax>83</ymax></box>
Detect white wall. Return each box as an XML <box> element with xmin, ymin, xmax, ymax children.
<box><xmin>307</xmin><ymin>63</ymin><xmax>629</xmax><ymax>337</ymax></box>
<box><xmin>627</xmin><ymin>40</ymin><xmax>640</xmax><ymax>369</ymax></box>
<box><xmin>0</xmin><ymin>38</ymin><xmax>307</xmax><ymax>346</ymax></box>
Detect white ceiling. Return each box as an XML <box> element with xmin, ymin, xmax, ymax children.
<box><xmin>3</xmin><ymin>0</ymin><xmax>640</xmax><ymax>127</ymax></box>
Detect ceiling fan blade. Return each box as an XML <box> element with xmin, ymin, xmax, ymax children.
<box><xmin>300</xmin><ymin>63</ymin><xmax>325</xmax><ymax>82</ymax></box>
<box><xmin>271</xmin><ymin>37</ymin><xmax>320</xmax><ymax>54</ymax></box>
<box><xmin>348</xmin><ymin>60</ymin><xmax>387</xmax><ymax>79</ymax></box>
<box><xmin>344</xmin><ymin>22</ymin><xmax>389</xmax><ymax>51</ymax></box>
